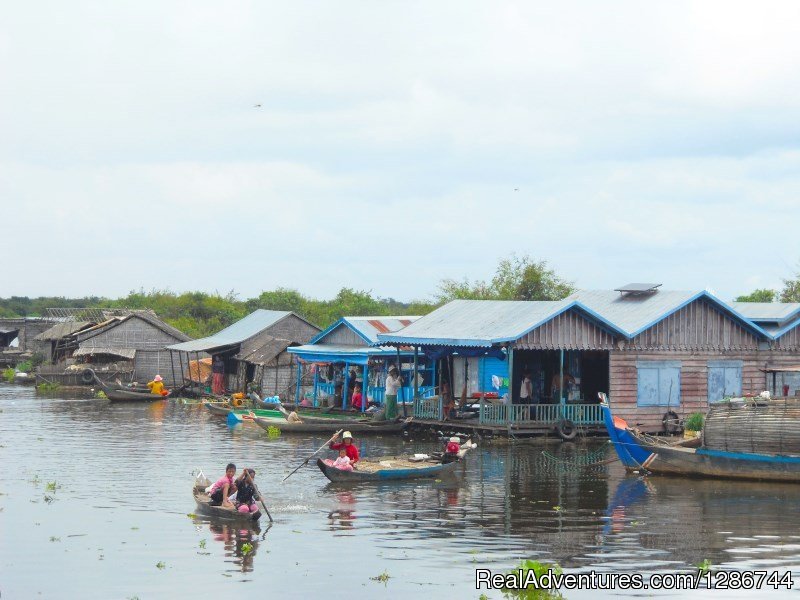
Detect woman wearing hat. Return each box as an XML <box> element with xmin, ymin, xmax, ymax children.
<box><xmin>146</xmin><ymin>374</ymin><xmax>167</xmax><ymax>396</ymax></box>
<box><xmin>329</xmin><ymin>431</ymin><xmax>360</xmax><ymax>464</ymax></box>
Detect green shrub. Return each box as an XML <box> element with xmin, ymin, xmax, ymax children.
<box><xmin>2</xmin><ymin>368</ymin><xmax>15</xmax><ymax>383</ymax></box>
<box><xmin>16</xmin><ymin>360</ymin><xmax>33</xmax><ymax>373</ymax></box>
<box><xmin>36</xmin><ymin>382</ymin><xmax>61</xmax><ymax>392</ymax></box>
<box><xmin>685</xmin><ymin>412</ymin><xmax>704</xmax><ymax>432</ymax></box>
<box><xmin>502</xmin><ymin>560</ymin><xmax>563</xmax><ymax>600</ymax></box>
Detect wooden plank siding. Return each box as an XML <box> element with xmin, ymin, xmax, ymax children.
<box><xmin>774</xmin><ymin>325</ymin><xmax>800</xmax><ymax>351</ymax></box>
<box><xmin>257</xmin><ymin>314</ymin><xmax>319</xmax><ymax>345</ymax></box>
<box><xmin>627</xmin><ymin>298</ymin><xmax>759</xmax><ymax>351</ymax></box>
<box><xmin>516</xmin><ymin>309</ymin><xmax>617</xmax><ymax>350</ymax></box>
<box><xmin>316</xmin><ymin>324</ymin><xmax>364</xmax><ymax>346</ymax></box>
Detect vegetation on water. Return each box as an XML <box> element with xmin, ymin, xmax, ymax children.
<box><xmin>36</xmin><ymin>382</ymin><xmax>61</xmax><ymax>392</ymax></box>
<box><xmin>2</xmin><ymin>368</ymin><xmax>15</xmax><ymax>383</ymax></box>
<box><xmin>241</xmin><ymin>542</ymin><xmax>253</xmax><ymax>556</ymax></box>
<box><xmin>502</xmin><ymin>560</ymin><xmax>563</xmax><ymax>600</ymax></box>
<box><xmin>95</xmin><ymin>390</ymin><xmax>107</xmax><ymax>399</ymax></box>
<box><xmin>685</xmin><ymin>412</ymin><xmax>704</xmax><ymax>432</ymax></box>
<box><xmin>155</xmin><ymin>561</ymin><xmax>165</xmax><ymax>570</ymax></box>
<box><xmin>266</xmin><ymin>425</ymin><xmax>281</xmax><ymax>438</ymax></box>
<box><xmin>0</xmin><ymin>255</ymin><xmax>575</xmax><ymax>337</ymax></box>
<box><xmin>370</xmin><ymin>570</ymin><xmax>391</xmax><ymax>585</ymax></box>
<box><xmin>697</xmin><ymin>558</ymin><xmax>712</xmax><ymax>574</ymax></box>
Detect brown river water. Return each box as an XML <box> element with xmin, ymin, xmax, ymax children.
<box><xmin>1</xmin><ymin>383</ymin><xmax>799</xmax><ymax>599</ymax></box>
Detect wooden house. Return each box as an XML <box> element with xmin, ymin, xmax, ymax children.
<box><xmin>75</xmin><ymin>312</ymin><xmax>191</xmax><ymax>386</ymax></box>
<box><xmin>167</xmin><ymin>309</ymin><xmax>319</xmax><ymax>397</ymax></box>
<box><xmin>377</xmin><ymin>285</ymin><xmax>783</xmax><ymax>433</ymax></box>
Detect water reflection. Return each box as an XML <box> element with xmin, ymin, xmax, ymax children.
<box><xmin>194</xmin><ymin>517</ymin><xmax>270</xmax><ymax>573</ymax></box>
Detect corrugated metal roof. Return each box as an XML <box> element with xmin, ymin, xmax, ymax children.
<box><xmin>73</xmin><ymin>347</ymin><xmax>136</xmax><ymax>359</ymax></box>
<box><xmin>730</xmin><ymin>302</ymin><xmax>800</xmax><ymax>323</ymax></box>
<box><xmin>167</xmin><ymin>310</ymin><xmax>294</xmax><ymax>352</ymax></box>
<box><xmin>34</xmin><ymin>321</ymin><xmax>93</xmax><ymax>341</ymax></box>
<box><xmin>376</xmin><ymin>300</ymin><xmax>580</xmax><ymax>346</ymax></box>
<box><xmin>344</xmin><ymin>316</ymin><xmax>420</xmax><ymax>343</ymax></box>
<box><xmin>567</xmin><ymin>290</ymin><xmax>702</xmax><ymax>336</ymax></box>
<box><xmin>289</xmin><ymin>343</ymin><xmax>413</xmax><ymax>359</ymax></box>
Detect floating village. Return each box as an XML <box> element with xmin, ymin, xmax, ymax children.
<box><xmin>3</xmin><ymin>282</ymin><xmax>800</xmax><ymax>448</ymax></box>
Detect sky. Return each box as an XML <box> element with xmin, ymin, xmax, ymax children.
<box><xmin>2</xmin><ymin>1</ymin><xmax>800</xmax><ymax>303</ymax></box>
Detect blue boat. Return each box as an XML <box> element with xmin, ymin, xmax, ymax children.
<box><xmin>316</xmin><ymin>443</ymin><xmax>475</xmax><ymax>482</ymax></box>
<box><xmin>602</xmin><ymin>397</ymin><xmax>800</xmax><ymax>483</ymax></box>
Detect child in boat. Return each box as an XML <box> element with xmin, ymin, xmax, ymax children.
<box><xmin>208</xmin><ymin>463</ymin><xmax>237</xmax><ymax>508</ymax></box>
<box><xmin>329</xmin><ymin>431</ymin><xmax>359</xmax><ymax>464</ymax></box>
<box><xmin>147</xmin><ymin>374</ymin><xmax>167</xmax><ymax>396</ymax></box>
<box><xmin>442</xmin><ymin>437</ymin><xmax>461</xmax><ymax>464</ymax></box>
<box><xmin>323</xmin><ymin>448</ymin><xmax>354</xmax><ymax>471</ymax></box>
<box><xmin>234</xmin><ymin>468</ymin><xmax>261</xmax><ymax>514</ymax></box>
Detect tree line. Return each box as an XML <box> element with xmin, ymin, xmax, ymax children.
<box><xmin>2</xmin><ymin>255</ymin><xmax>797</xmax><ymax>338</ymax></box>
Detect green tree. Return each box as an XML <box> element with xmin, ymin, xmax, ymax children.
<box><xmin>781</xmin><ymin>279</ymin><xmax>800</xmax><ymax>303</ymax></box>
<box><xmin>437</xmin><ymin>255</ymin><xmax>574</xmax><ymax>302</ymax></box>
<box><xmin>734</xmin><ymin>288</ymin><xmax>777</xmax><ymax>302</ymax></box>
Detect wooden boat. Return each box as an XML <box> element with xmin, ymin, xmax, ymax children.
<box><xmin>192</xmin><ymin>485</ymin><xmax>261</xmax><ymax>523</ymax></box>
<box><xmin>252</xmin><ymin>415</ymin><xmax>411</xmax><ymax>435</ymax></box>
<box><xmin>602</xmin><ymin>399</ymin><xmax>800</xmax><ymax>483</ymax></box>
<box><xmin>97</xmin><ymin>380</ymin><xmax>167</xmax><ymax>402</ymax></box>
<box><xmin>316</xmin><ymin>442</ymin><xmax>476</xmax><ymax>482</ymax></box>
<box><xmin>204</xmin><ymin>401</ymin><xmax>372</xmax><ymax>425</ymax></box>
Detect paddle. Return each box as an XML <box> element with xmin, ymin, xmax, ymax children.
<box><xmin>243</xmin><ymin>469</ymin><xmax>273</xmax><ymax>523</ymax></box>
<box><xmin>282</xmin><ymin>429</ymin><xmax>344</xmax><ymax>482</ymax></box>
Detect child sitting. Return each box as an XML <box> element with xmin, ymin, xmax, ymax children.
<box><xmin>233</xmin><ymin>468</ymin><xmax>261</xmax><ymax>514</ymax></box>
<box><xmin>208</xmin><ymin>463</ymin><xmax>237</xmax><ymax>508</ymax></box>
<box><xmin>324</xmin><ymin>448</ymin><xmax>354</xmax><ymax>471</ymax></box>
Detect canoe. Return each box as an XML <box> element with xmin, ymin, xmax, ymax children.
<box><xmin>97</xmin><ymin>380</ymin><xmax>167</xmax><ymax>402</ymax></box>
<box><xmin>192</xmin><ymin>486</ymin><xmax>261</xmax><ymax>523</ymax></box>
<box><xmin>316</xmin><ymin>442</ymin><xmax>476</xmax><ymax>482</ymax></box>
<box><xmin>602</xmin><ymin>400</ymin><xmax>800</xmax><ymax>483</ymax></box>
<box><xmin>204</xmin><ymin>402</ymin><xmax>373</xmax><ymax>425</ymax></box>
<box><xmin>253</xmin><ymin>415</ymin><xmax>411</xmax><ymax>435</ymax></box>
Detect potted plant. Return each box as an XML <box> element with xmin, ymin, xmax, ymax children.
<box><xmin>684</xmin><ymin>412</ymin><xmax>704</xmax><ymax>438</ymax></box>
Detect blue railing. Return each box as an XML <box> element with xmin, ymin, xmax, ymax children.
<box><xmin>478</xmin><ymin>400</ymin><xmax>604</xmax><ymax>426</ymax></box>
<box><xmin>413</xmin><ymin>395</ymin><xmax>443</xmax><ymax>420</ymax></box>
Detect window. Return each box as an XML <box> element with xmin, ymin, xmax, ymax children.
<box><xmin>637</xmin><ymin>361</ymin><xmax>681</xmax><ymax>407</ymax></box>
<box><xmin>707</xmin><ymin>360</ymin><xmax>742</xmax><ymax>403</ymax></box>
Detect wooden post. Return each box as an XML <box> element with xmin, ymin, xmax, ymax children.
<box><xmin>168</xmin><ymin>350</ymin><xmax>177</xmax><ymax>389</ymax></box>
<box><xmin>362</xmin><ymin>363</ymin><xmax>368</xmax><ymax>413</ymax></box>
<box><xmin>559</xmin><ymin>349</ymin><xmax>565</xmax><ymax>418</ymax></box>
<box><xmin>396</xmin><ymin>347</ymin><xmax>402</xmax><ymax>406</ymax></box>
<box><xmin>312</xmin><ymin>364</ymin><xmax>319</xmax><ymax>407</ymax></box>
<box><xmin>411</xmin><ymin>346</ymin><xmax>419</xmax><ymax>418</ymax></box>
<box><xmin>507</xmin><ymin>346</ymin><xmax>514</xmax><ymax>425</ymax></box>
<box><xmin>343</xmin><ymin>362</ymin><xmax>350</xmax><ymax>410</ymax></box>
<box><xmin>294</xmin><ymin>361</ymin><xmax>302</xmax><ymax>404</ymax></box>
<box><xmin>177</xmin><ymin>351</ymin><xmax>186</xmax><ymax>391</ymax></box>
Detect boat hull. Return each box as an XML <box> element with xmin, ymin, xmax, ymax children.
<box><xmin>192</xmin><ymin>487</ymin><xmax>261</xmax><ymax>523</ymax></box>
<box><xmin>316</xmin><ymin>457</ymin><xmax>461</xmax><ymax>482</ymax></box>
<box><xmin>603</xmin><ymin>404</ymin><xmax>800</xmax><ymax>482</ymax></box>
<box><xmin>252</xmin><ymin>415</ymin><xmax>410</xmax><ymax>435</ymax></box>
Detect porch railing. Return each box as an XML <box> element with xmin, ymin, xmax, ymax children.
<box><xmin>478</xmin><ymin>400</ymin><xmax>604</xmax><ymax>427</ymax></box>
<box><xmin>413</xmin><ymin>395</ymin><xmax>443</xmax><ymax>420</ymax></box>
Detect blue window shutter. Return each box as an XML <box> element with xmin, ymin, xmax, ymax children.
<box><xmin>708</xmin><ymin>361</ymin><xmax>742</xmax><ymax>402</ymax></box>
<box><xmin>637</xmin><ymin>361</ymin><xmax>681</xmax><ymax>407</ymax></box>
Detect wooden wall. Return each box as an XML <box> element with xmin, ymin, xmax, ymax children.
<box><xmin>516</xmin><ymin>310</ymin><xmax>617</xmax><ymax>350</ymax></box>
<box><xmin>316</xmin><ymin>323</ymin><xmax>364</xmax><ymax>346</ymax></box>
<box><xmin>774</xmin><ymin>325</ymin><xmax>800</xmax><ymax>351</ymax></box>
<box><xmin>262</xmin><ymin>314</ymin><xmax>319</xmax><ymax>345</ymax></box>
<box><xmin>628</xmin><ymin>298</ymin><xmax>760</xmax><ymax>351</ymax></box>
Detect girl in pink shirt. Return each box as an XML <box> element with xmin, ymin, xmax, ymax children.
<box><xmin>209</xmin><ymin>463</ymin><xmax>237</xmax><ymax>508</ymax></box>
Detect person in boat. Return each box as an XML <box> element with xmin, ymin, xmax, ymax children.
<box><xmin>323</xmin><ymin>447</ymin><xmax>354</xmax><ymax>471</ymax></box>
<box><xmin>442</xmin><ymin>436</ymin><xmax>461</xmax><ymax>464</ymax></box>
<box><xmin>209</xmin><ymin>463</ymin><xmax>237</xmax><ymax>508</ymax></box>
<box><xmin>329</xmin><ymin>431</ymin><xmax>359</xmax><ymax>465</ymax></box>
<box><xmin>147</xmin><ymin>375</ymin><xmax>167</xmax><ymax>396</ymax></box>
<box><xmin>351</xmin><ymin>384</ymin><xmax>364</xmax><ymax>411</ymax></box>
<box><xmin>233</xmin><ymin>468</ymin><xmax>261</xmax><ymax>514</ymax></box>
<box><xmin>384</xmin><ymin>367</ymin><xmax>403</xmax><ymax>420</ymax></box>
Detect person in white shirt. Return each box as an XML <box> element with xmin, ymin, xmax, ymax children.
<box><xmin>520</xmin><ymin>371</ymin><xmax>533</xmax><ymax>404</ymax></box>
<box><xmin>384</xmin><ymin>367</ymin><xmax>403</xmax><ymax>419</ymax></box>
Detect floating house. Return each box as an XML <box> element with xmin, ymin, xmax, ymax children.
<box><xmin>75</xmin><ymin>312</ymin><xmax>191</xmax><ymax>385</ymax></box>
<box><xmin>167</xmin><ymin>309</ymin><xmax>319</xmax><ymax>397</ymax></box>
<box><xmin>377</xmin><ymin>284</ymin><xmax>793</xmax><ymax>434</ymax></box>
<box><xmin>0</xmin><ymin>317</ymin><xmax>54</xmax><ymax>367</ymax></box>
<box><xmin>287</xmin><ymin>316</ymin><xmax>435</xmax><ymax>409</ymax></box>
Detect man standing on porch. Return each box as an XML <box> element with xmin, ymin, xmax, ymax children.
<box><xmin>384</xmin><ymin>367</ymin><xmax>402</xmax><ymax>420</ymax></box>
<box><xmin>520</xmin><ymin>371</ymin><xmax>534</xmax><ymax>404</ymax></box>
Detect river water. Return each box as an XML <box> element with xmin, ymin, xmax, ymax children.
<box><xmin>1</xmin><ymin>383</ymin><xmax>799</xmax><ymax>599</ymax></box>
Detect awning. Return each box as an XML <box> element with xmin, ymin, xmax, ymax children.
<box><xmin>73</xmin><ymin>347</ymin><xmax>136</xmax><ymax>360</ymax></box>
<box><xmin>288</xmin><ymin>344</ymin><xmax>415</xmax><ymax>366</ymax></box>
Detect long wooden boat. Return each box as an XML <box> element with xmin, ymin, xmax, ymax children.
<box><xmin>97</xmin><ymin>380</ymin><xmax>167</xmax><ymax>402</ymax></box>
<box><xmin>602</xmin><ymin>400</ymin><xmax>800</xmax><ymax>483</ymax></box>
<box><xmin>192</xmin><ymin>486</ymin><xmax>261</xmax><ymax>523</ymax></box>
<box><xmin>204</xmin><ymin>401</ymin><xmax>372</xmax><ymax>425</ymax></box>
<box><xmin>252</xmin><ymin>415</ymin><xmax>411</xmax><ymax>435</ymax></box>
<box><xmin>316</xmin><ymin>442</ymin><xmax>476</xmax><ymax>482</ymax></box>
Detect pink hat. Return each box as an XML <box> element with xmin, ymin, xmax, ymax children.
<box><xmin>154</xmin><ymin>375</ymin><xmax>163</xmax><ymax>382</ymax></box>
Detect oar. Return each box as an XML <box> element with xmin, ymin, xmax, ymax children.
<box><xmin>244</xmin><ymin>470</ymin><xmax>273</xmax><ymax>523</ymax></box>
<box><xmin>282</xmin><ymin>429</ymin><xmax>344</xmax><ymax>482</ymax></box>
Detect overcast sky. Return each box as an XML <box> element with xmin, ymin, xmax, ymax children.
<box><xmin>2</xmin><ymin>1</ymin><xmax>800</xmax><ymax>302</ymax></box>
